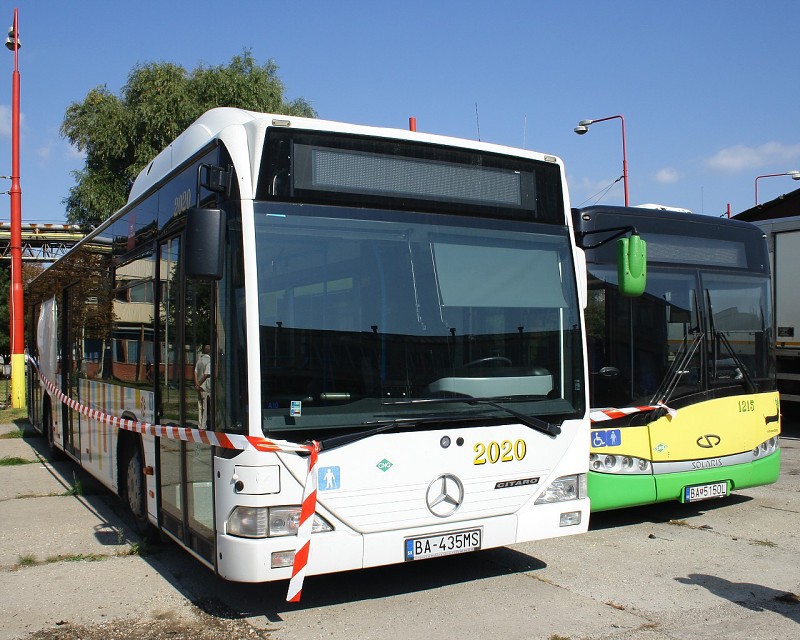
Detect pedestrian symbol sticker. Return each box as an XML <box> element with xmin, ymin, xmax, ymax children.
<box><xmin>318</xmin><ymin>466</ymin><xmax>340</xmax><ymax>491</ymax></box>
<box><xmin>592</xmin><ymin>429</ymin><xmax>621</xmax><ymax>448</ymax></box>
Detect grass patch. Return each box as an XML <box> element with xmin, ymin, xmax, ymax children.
<box><xmin>549</xmin><ymin>635</ymin><xmax>571</xmax><ymax>640</ymax></box>
<box><xmin>17</xmin><ymin>552</ymin><xmax>111</xmax><ymax>568</ymax></box>
<box><xmin>124</xmin><ymin>539</ymin><xmax>152</xmax><ymax>557</ymax></box>
<box><xmin>46</xmin><ymin>553</ymin><xmax>107</xmax><ymax>563</ymax></box>
<box><xmin>750</xmin><ymin>538</ymin><xmax>778</xmax><ymax>548</ymax></box>
<box><xmin>63</xmin><ymin>477</ymin><xmax>84</xmax><ymax>497</ymax></box>
<box><xmin>667</xmin><ymin>519</ymin><xmax>689</xmax><ymax>527</ymax></box>
<box><xmin>17</xmin><ymin>553</ymin><xmax>37</xmax><ymax>566</ymax></box>
<box><xmin>0</xmin><ymin>456</ymin><xmax>37</xmax><ymax>466</ymax></box>
<box><xmin>0</xmin><ymin>429</ymin><xmax>24</xmax><ymax>439</ymax></box>
<box><xmin>0</xmin><ymin>406</ymin><xmax>30</xmax><ymax>423</ymax></box>
<box><xmin>667</xmin><ymin>519</ymin><xmax>713</xmax><ymax>531</ymax></box>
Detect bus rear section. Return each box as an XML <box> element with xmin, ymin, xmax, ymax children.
<box><xmin>576</xmin><ymin>205</ymin><xmax>780</xmax><ymax>511</ymax></box>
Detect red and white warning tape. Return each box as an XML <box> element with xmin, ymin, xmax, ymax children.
<box><xmin>287</xmin><ymin>441</ymin><xmax>319</xmax><ymax>603</ymax></box>
<box><xmin>32</xmin><ymin>363</ymin><xmax>318</xmax><ymax>602</ymax></box>
<box><xmin>590</xmin><ymin>403</ymin><xmax>676</xmax><ymax>423</ymax></box>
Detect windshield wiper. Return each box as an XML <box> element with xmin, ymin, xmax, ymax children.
<box><xmin>706</xmin><ymin>290</ymin><xmax>757</xmax><ymax>394</ymax></box>
<box><xmin>316</xmin><ymin>412</ymin><xmax>489</xmax><ymax>452</ymax></box>
<box><xmin>383</xmin><ymin>396</ymin><xmax>561</xmax><ymax>438</ymax></box>
<box><xmin>649</xmin><ymin>330</ymin><xmax>704</xmax><ymax>406</ymax></box>
<box><xmin>317</xmin><ymin>397</ymin><xmax>561</xmax><ymax>452</ymax></box>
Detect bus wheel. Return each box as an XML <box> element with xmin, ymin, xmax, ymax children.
<box><xmin>122</xmin><ymin>440</ymin><xmax>152</xmax><ymax>537</ymax></box>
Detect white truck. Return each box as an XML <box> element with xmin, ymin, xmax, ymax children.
<box><xmin>736</xmin><ymin>189</ymin><xmax>800</xmax><ymax>408</ymax></box>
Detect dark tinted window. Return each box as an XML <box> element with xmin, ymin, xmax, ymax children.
<box><xmin>257</xmin><ymin>129</ymin><xmax>565</xmax><ymax>223</ymax></box>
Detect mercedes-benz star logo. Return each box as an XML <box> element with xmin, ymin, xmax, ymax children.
<box><xmin>425</xmin><ymin>473</ymin><xmax>464</xmax><ymax>518</ymax></box>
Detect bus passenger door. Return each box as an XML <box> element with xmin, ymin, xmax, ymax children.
<box><xmin>61</xmin><ymin>285</ymin><xmax>80</xmax><ymax>458</ymax></box>
<box><xmin>184</xmin><ymin>277</ymin><xmax>215</xmax><ymax>562</ymax></box>
<box><xmin>157</xmin><ymin>235</ymin><xmax>215</xmax><ymax>564</ymax></box>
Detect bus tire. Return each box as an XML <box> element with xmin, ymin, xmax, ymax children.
<box><xmin>120</xmin><ymin>437</ymin><xmax>155</xmax><ymax>539</ymax></box>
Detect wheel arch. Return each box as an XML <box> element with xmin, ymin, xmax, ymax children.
<box><xmin>116</xmin><ymin>412</ymin><xmax>143</xmax><ymax>495</ymax></box>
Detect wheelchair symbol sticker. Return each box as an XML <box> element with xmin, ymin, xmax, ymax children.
<box><xmin>593</xmin><ymin>429</ymin><xmax>621</xmax><ymax>448</ymax></box>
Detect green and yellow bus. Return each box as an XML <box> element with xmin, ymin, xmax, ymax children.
<box><xmin>575</xmin><ymin>205</ymin><xmax>780</xmax><ymax>511</ymax></box>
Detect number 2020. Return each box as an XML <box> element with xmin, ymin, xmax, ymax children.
<box><xmin>474</xmin><ymin>439</ymin><xmax>527</xmax><ymax>465</ymax></box>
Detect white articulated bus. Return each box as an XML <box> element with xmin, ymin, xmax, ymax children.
<box><xmin>27</xmin><ymin>108</ymin><xmax>610</xmax><ymax>593</ymax></box>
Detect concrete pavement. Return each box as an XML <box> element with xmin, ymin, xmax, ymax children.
<box><xmin>0</xmin><ymin>422</ymin><xmax>202</xmax><ymax>640</ymax></box>
<box><xmin>2</xmin><ymin>418</ymin><xmax>799</xmax><ymax>640</ymax></box>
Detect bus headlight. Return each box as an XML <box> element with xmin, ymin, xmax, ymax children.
<box><xmin>590</xmin><ymin>453</ymin><xmax>651</xmax><ymax>474</ymax></box>
<box><xmin>268</xmin><ymin>507</ymin><xmax>333</xmax><ymax>536</ymax></box>
<box><xmin>227</xmin><ymin>506</ymin><xmax>268</xmax><ymax>538</ymax></box>
<box><xmin>753</xmin><ymin>437</ymin><xmax>780</xmax><ymax>458</ymax></box>
<box><xmin>227</xmin><ymin>506</ymin><xmax>333</xmax><ymax>538</ymax></box>
<box><xmin>535</xmin><ymin>474</ymin><xmax>587</xmax><ymax>504</ymax></box>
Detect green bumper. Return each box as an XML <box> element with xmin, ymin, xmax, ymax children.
<box><xmin>588</xmin><ymin>450</ymin><xmax>781</xmax><ymax>512</ymax></box>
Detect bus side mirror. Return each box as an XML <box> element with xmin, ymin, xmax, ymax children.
<box><xmin>617</xmin><ymin>234</ymin><xmax>646</xmax><ymax>296</ymax></box>
<box><xmin>185</xmin><ymin>207</ymin><xmax>225</xmax><ymax>280</ymax></box>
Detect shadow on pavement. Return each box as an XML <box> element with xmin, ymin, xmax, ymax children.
<box><xmin>11</xmin><ymin>419</ymin><xmax>145</xmax><ymax>550</ymax></box>
<box><xmin>25</xmin><ymin>414</ymin><xmax>800</xmax><ymax>627</ymax></box>
<box><xmin>675</xmin><ymin>573</ymin><xmax>800</xmax><ymax>624</ymax></box>
<box><xmin>15</xmin><ymin>421</ymin><xmax>551</xmax><ymax>625</ymax></box>
<box><xmin>589</xmin><ymin>492</ymin><xmax>752</xmax><ymax>532</ymax></box>
<box><xmin>153</xmin><ymin>541</ymin><xmax>548</xmax><ymax>623</ymax></box>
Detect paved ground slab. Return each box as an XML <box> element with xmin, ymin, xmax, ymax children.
<box><xmin>1</xmin><ymin>419</ymin><xmax>798</xmax><ymax>640</ymax></box>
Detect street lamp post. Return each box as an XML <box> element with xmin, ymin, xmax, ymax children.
<box><xmin>574</xmin><ymin>114</ymin><xmax>630</xmax><ymax>207</ymax></box>
<box><xmin>6</xmin><ymin>8</ymin><xmax>23</xmax><ymax>408</ymax></box>
<box><xmin>754</xmin><ymin>171</ymin><xmax>800</xmax><ymax>205</ymax></box>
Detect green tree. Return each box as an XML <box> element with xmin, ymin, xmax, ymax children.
<box><xmin>61</xmin><ymin>51</ymin><xmax>315</xmax><ymax>227</ymax></box>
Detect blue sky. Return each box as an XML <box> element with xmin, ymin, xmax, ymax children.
<box><xmin>2</xmin><ymin>1</ymin><xmax>798</xmax><ymax>223</ymax></box>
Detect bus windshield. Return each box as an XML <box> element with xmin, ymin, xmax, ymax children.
<box><xmin>254</xmin><ymin>204</ymin><xmax>584</xmax><ymax>435</ymax></box>
<box><xmin>587</xmin><ymin>265</ymin><xmax>773</xmax><ymax>409</ymax></box>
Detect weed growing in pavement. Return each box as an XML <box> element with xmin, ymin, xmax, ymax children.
<box><xmin>549</xmin><ymin>635</ymin><xmax>571</xmax><ymax>640</ymax></box>
<box><xmin>750</xmin><ymin>538</ymin><xmax>778</xmax><ymax>547</ymax></box>
<box><xmin>17</xmin><ymin>553</ymin><xmax>37</xmax><ymax>566</ymax></box>
<box><xmin>667</xmin><ymin>519</ymin><xmax>689</xmax><ymax>527</ymax></box>
<box><xmin>111</xmin><ymin>524</ymin><xmax>156</xmax><ymax>557</ymax></box>
<box><xmin>17</xmin><ymin>551</ymin><xmax>121</xmax><ymax>569</ymax></box>
<box><xmin>123</xmin><ymin>539</ymin><xmax>152</xmax><ymax>557</ymax></box>
<box><xmin>0</xmin><ymin>456</ymin><xmax>36</xmax><ymax>466</ymax></box>
<box><xmin>59</xmin><ymin>553</ymin><xmax>106</xmax><ymax>563</ymax></box>
<box><xmin>63</xmin><ymin>472</ymin><xmax>84</xmax><ymax>496</ymax></box>
<box><xmin>61</xmin><ymin>473</ymin><xmax>102</xmax><ymax>496</ymax></box>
